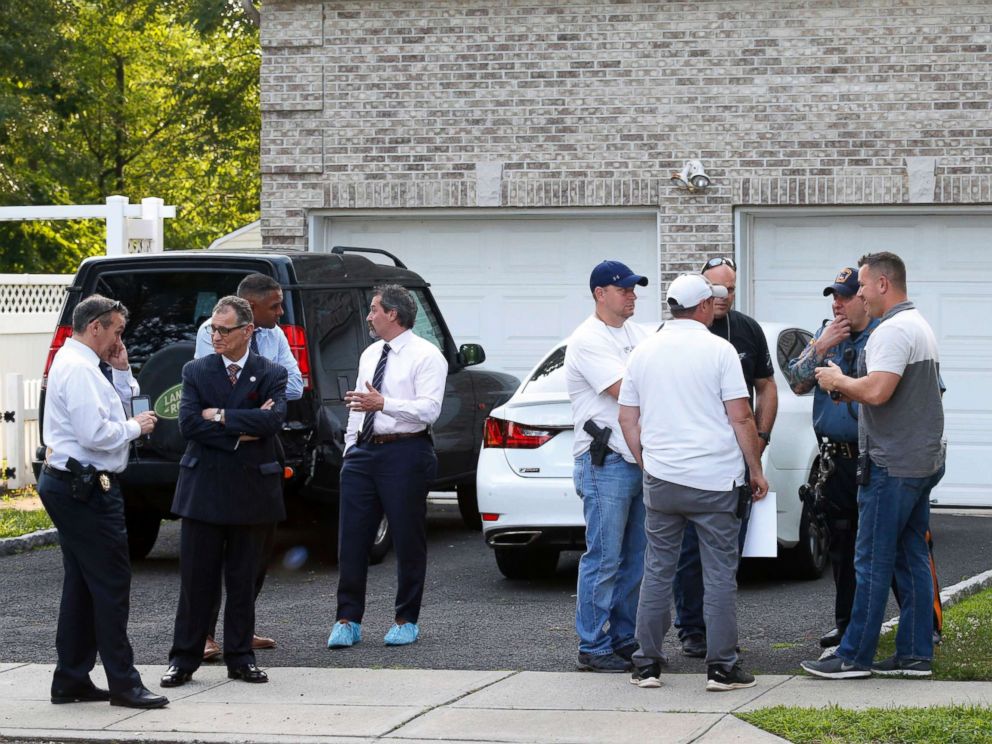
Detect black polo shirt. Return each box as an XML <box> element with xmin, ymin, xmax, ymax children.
<box><xmin>708</xmin><ymin>309</ymin><xmax>774</xmax><ymax>404</ymax></box>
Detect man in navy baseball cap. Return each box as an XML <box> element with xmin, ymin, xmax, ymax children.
<box><xmin>589</xmin><ymin>260</ymin><xmax>649</xmax><ymax>294</ymax></box>
<box><xmin>823</xmin><ymin>267</ymin><xmax>859</xmax><ymax>297</ymax></box>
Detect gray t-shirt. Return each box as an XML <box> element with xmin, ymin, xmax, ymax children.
<box><xmin>858</xmin><ymin>301</ymin><xmax>945</xmax><ymax>478</ymax></box>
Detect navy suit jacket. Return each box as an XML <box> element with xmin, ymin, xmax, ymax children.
<box><xmin>172</xmin><ymin>352</ymin><xmax>288</xmax><ymax>525</ymax></box>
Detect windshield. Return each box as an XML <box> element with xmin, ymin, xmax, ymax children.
<box><xmin>523</xmin><ymin>346</ymin><xmax>566</xmax><ymax>394</ymax></box>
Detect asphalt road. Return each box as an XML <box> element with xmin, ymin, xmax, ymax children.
<box><xmin>2</xmin><ymin>505</ymin><xmax>990</xmax><ymax>676</ymax></box>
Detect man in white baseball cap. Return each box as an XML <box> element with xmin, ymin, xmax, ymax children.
<box><xmin>618</xmin><ymin>273</ymin><xmax>768</xmax><ymax>691</ymax></box>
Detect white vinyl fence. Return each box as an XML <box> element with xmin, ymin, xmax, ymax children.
<box><xmin>1</xmin><ymin>273</ymin><xmax>72</xmax><ymax>489</ymax></box>
<box><xmin>1</xmin><ymin>374</ymin><xmax>43</xmax><ymax>489</ymax></box>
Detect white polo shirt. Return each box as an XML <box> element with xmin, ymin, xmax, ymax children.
<box><xmin>565</xmin><ymin>314</ymin><xmax>651</xmax><ymax>464</ymax></box>
<box><xmin>619</xmin><ymin>319</ymin><xmax>749</xmax><ymax>491</ymax></box>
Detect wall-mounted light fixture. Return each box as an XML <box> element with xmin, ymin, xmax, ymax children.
<box><xmin>670</xmin><ymin>160</ymin><xmax>711</xmax><ymax>192</ymax></box>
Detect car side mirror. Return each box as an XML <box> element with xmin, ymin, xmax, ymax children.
<box><xmin>457</xmin><ymin>343</ymin><xmax>486</xmax><ymax>368</ymax></box>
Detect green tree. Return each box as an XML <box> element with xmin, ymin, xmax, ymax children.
<box><xmin>0</xmin><ymin>0</ymin><xmax>260</xmax><ymax>274</ymax></box>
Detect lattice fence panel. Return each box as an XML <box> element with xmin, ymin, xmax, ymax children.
<box><xmin>0</xmin><ymin>276</ymin><xmax>72</xmax><ymax>315</ymax></box>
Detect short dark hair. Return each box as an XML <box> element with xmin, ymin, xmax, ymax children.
<box><xmin>72</xmin><ymin>294</ymin><xmax>128</xmax><ymax>333</ymax></box>
<box><xmin>212</xmin><ymin>295</ymin><xmax>254</xmax><ymax>326</ymax></box>
<box><xmin>237</xmin><ymin>273</ymin><xmax>282</xmax><ymax>300</ymax></box>
<box><xmin>858</xmin><ymin>252</ymin><xmax>907</xmax><ymax>291</ymax></box>
<box><xmin>669</xmin><ymin>304</ymin><xmax>699</xmax><ymax>319</ymax></box>
<box><xmin>374</xmin><ymin>284</ymin><xmax>417</xmax><ymax>329</ymax></box>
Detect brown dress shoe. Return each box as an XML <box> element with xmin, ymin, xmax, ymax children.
<box><xmin>252</xmin><ymin>634</ymin><xmax>276</xmax><ymax>650</ymax></box>
<box><xmin>203</xmin><ymin>636</ymin><xmax>222</xmax><ymax>661</ymax></box>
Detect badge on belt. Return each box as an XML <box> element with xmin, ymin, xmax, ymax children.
<box><xmin>99</xmin><ymin>473</ymin><xmax>112</xmax><ymax>492</ymax></box>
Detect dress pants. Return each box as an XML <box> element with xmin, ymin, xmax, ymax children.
<box><xmin>38</xmin><ymin>471</ymin><xmax>143</xmax><ymax>695</ymax></box>
<box><xmin>206</xmin><ymin>523</ymin><xmax>276</xmax><ymax>639</ymax></box>
<box><xmin>336</xmin><ymin>436</ymin><xmax>436</xmax><ymax>624</ymax></box>
<box><xmin>169</xmin><ymin>518</ymin><xmax>272</xmax><ymax>672</ymax></box>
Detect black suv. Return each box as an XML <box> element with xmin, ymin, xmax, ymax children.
<box><xmin>35</xmin><ymin>247</ymin><xmax>519</xmax><ymax>558</ymax></box>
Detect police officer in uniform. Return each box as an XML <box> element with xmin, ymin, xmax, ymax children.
<box><xmin>786</xmin><ymin>268</ymin><xmax>878</xmax><ymax>648</ymax></box>
<box><xmin>39</xmin><ymin>295</ymin><xmax>168</xmax><ymax>709</ymax></box>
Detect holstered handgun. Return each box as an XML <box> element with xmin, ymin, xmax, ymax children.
<box><xmin>64</xmin><ymin>456</ymin><xmax>98</xmax><ymax>503</ymax></box>
<box><xmin>582</xmin><ymin>420</ymin><xmax>613</xmax><ymax>467</ymax></box>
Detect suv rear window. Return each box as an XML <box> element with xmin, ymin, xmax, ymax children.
<box><xmin>94</xmin><ymin>270</ymin><xmax>250</xmax><ymax>373</ymax></box>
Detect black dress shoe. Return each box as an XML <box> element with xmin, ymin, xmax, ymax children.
<box><xmin>160</xmin><ymin>665</ymin><xmax>194</xmax><ymax>688</ymax></box>
<box><xmin>819</xmin><ymin>627</ymin><xmax>842</xmax><ymax>648</ymax></box>
<box><xmin>681</xmin><ymin>635</ymin><xmax>707</xmax><ymax>658</ymax></box>
<box><xmin>110</xmin><ymin>686</ymin><xmax>169</xmax><ymax>709</ymax></box>
<box><xmin>51</xmin><ymin>685</ymin><xmax>111</xmax><ymax>704</ymax></box>
<box><xmin>227</xmin><ymin>663</ymin><xmax>268</xmax><ymax>683</ymax></box>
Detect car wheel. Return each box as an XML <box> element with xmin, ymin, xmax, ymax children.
<box><xmin>786</xmin><ymin>462</ymin><xmax>830</xmax><ymax>579</ymax></box>
<box><xmin>493</xmin><ymin>547</ymin><xmax>560</xmax><ymax>580</ymax></box>
<box><xmin>368</xmin><ymin>515</ymin><xmax>392</xmax><ymax>565</ymax></box>
<box><xmin>125</xmin><ymin>510</ymin><xmax>162</xmax><ymax>560</ymax></box>
<box><xmin>456</xmin><ymin>483</ymin><xmax>482</xmax><ymax>531</ymax></box>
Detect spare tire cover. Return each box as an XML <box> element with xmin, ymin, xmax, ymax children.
<box><xmin>137</xmin><ymin>342</ymin><xmax>196</xmax><ymax>458</ymax></box>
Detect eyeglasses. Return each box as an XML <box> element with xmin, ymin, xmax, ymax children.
<box><xmin>83</xmin><ymin>300</ymin><xmax>124</xmax><ymax>327</ymax></box>
<box><xmin>701</xmin><ymin>257</ymin><xmax>736</xmax><ymax>272</ymax></box>
<box><xmin>208</xmin><ymin>323</ymin><xmax>248</xmax><ymax>337</ymax></box>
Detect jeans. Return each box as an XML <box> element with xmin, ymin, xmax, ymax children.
<box><xmin>573</xmin><ymin>451</ymin><xmax>646</xmax><ymax>656</ymax></box>
<box><xmin>836</xmin><ymin>463</ymin><xmax>944</xmax><ymax>668</ymax></box>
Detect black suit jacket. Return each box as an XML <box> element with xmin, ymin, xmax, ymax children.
<box><xmin>172</xmin><ymin>352</ymin><xmax>288</xmax><ymax>525</ymax></box>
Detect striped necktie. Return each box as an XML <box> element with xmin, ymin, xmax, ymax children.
<box><xmin>227</xmin><ymin>363</ymin><xmax>241</xmax><ymax>386</ymax></box>
<box><xmin>359</xmin><ymin>343</ymin><xmax>390</xmax><ymax>443</ymax></box>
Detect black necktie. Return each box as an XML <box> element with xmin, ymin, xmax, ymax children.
<box><xmin>250</xmin><ymin>329</ymin><xmax>260</xmax><ymax>355</ymax></box>
<box><xmin>359</xmin><ymin>343</ymin><xmax>390</xmax><ymax>443</ymax></box>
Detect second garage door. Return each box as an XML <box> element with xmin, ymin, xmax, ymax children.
<box><xmin>316</xmin><ymin>212</ymin><xmax>661</xmax><ymax>379</ymax></box>
<box><xmin>744</xmin><ymin>209</ymin><xmax>992</xmax><ymax>508</ymax></box>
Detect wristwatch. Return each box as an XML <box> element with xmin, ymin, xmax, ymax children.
<box><xmin>758</xmin><ymin>431</ymin><xmax>771</xmax><ymax>445</ymax></box>
<box><xmin>213</xmin><ymin>410</ymin><xmax>224</xmax><ymax>424</ymax></box>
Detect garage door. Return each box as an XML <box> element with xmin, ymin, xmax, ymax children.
<box><xmin>746</xmin><ymin>210</ymin><xmax>992</xmax><ymax>508</ymax></box>
<box><xmin>318</xmin><ymin>213</ymin><xmax>660</xmax><ymax>379</ymax></box>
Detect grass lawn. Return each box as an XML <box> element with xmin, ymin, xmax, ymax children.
<box><xmin>740</xmin><ymin>586</ymin><xmax>992</xmax><ymax>743</ymax></box>
<box><xmin>0</xmin><ymin>486</ymin><xmax>52</xmax><ymax>539</ymax></box>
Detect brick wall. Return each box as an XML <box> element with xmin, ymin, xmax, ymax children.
<box><xmin>261</xmin><ymin>0</ymin><xmax>992</xmax><ymax>278</ymax></box>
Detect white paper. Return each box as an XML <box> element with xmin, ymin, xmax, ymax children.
<box><xmin>741</xmin><ymin>491</ymin><xmax>778</xmax><ymax>558</ymax></box>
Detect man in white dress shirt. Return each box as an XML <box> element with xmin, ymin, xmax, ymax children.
<box><xmin>327</xmin><ymin>284</ymin><xmax>448</xmax><ymax>649</ymax></box>
<box><xmin>39</xmin><ymin>295</ymin><xmax>168</xmax><ymax>709</ymax></box>
<box><xmin>194</xmin><ymin>272</ymin><xmax>302</xmax><ymax>658</ymax></box>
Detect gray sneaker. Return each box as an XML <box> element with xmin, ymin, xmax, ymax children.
<box><xmin>801</xmin><ymin>654</ymin><xmax>871</xmax><ymax>679</ymax></box>
<box><xmin>577</xmin><ymin>652</ymin><xmax>631</xmax><ymax>673</ymax></box>
<box><xmin>871</xmin><ymin>655</ymin><xmax>932</xmax><ymax>678</ymax></box>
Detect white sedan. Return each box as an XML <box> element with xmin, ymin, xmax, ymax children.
<box><xmin>476</xmin><ymin>322</ymin><xmax>825</xmax><ymax>580</ymax></box>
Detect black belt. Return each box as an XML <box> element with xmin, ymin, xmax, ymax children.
<box><xmin>43</xmin><ymin>464</ymin><xmax>119</xmax><ymax>483</ymax></box>
<box><xmin>821</xmin><ymin>440</ymin><xmax>858</xmax><ymax>459</ymax></box>
<box><xmin>368</xmin><ymin>430</ymin><xmax>429</xmax><ymax>445</ymax></box>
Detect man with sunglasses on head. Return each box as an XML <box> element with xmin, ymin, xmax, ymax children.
<box><xmin>785</xmin><ymin>268</ymin><xmax>879</xmax><ymax>650</ymax></box>
<box><xmin>162</xmin><ymin>296</ymin><xmax>287</xmax><ymax>688</ymax></box>
<box><xmin>39</xmin><ymin>295</ymin><xmax>168</xmax><ymax>709</ymax></box>
<box><xmin>672</xmin><ymin>256</ymin><xmax>778</xmax><ymax>660</ymax></box>
<box><xmin>194</xmin><ymin>273</ymin><xmax>302</xmax><ymax>659</ymax></box>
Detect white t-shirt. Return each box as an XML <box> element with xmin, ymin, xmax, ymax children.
<box><xmin>565</xmin><ymin>314</ymin><xmax>651</xmax><ymax>463</ymax></box>
<box><xmin>619</xmin><ymin>319</ymin><xmax>749</xmax><ymax>491</ymax></box>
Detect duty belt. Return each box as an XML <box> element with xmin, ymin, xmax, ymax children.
<box><xmin>820</xmin><ymin>440</ymin><xmax>858</xmax><ymax>459</ymax></box>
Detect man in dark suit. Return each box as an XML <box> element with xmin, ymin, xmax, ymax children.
<box><xmin>160</xmin><ymin>295</ymin><xmax>288</xmax><ymax>687</ymax></box>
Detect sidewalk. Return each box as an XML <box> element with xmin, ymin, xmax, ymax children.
<box><xmin>3</xmin><ymin>663</ymin><xmax>992</xmax><ymax>744</ymax></box>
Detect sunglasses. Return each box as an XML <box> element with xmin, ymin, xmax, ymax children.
<box><xmin>83</xmin><ymin>300</ymin><xmax>124</xmax><ymax>327</ymax></box>
<box><xmin>701</xmin><ymin>257</ymin><xmax>736</xmax><ymax>272</ymax></box>
<box><xmin>208</xmin><ymin>323</ymin><xmax>248</xmax><ymax>337</ymax></box>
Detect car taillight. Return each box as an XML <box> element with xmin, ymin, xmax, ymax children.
<box><xmin>280</xmin><ymin>323</ymin><xmax>312</xmax><ymax>391</ymax></box>
<box><xmin>42</xmin><ymin>325</ymin><xmax>73</xmax><ymax>386</ymax></box>
<box><xmin>483</xmin><ymin>417</ymin><xmax>560</xmax><ymax>449</ymax></box>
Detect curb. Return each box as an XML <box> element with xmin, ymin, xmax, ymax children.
<box><xmin>879</xmin><ymin>567</ymin><xmax>992</xmax><ymax>637</ymax></box>
<box><xmin>0</xmin><ymin>527</ymin><xmax>59</xmax><ymax>557</ymax></box>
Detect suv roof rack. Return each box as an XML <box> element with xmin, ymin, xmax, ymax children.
<box><xmin>331</xmin><ymin>245</ymin><xmax>407</xmax><ymax>269</ymax></box>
